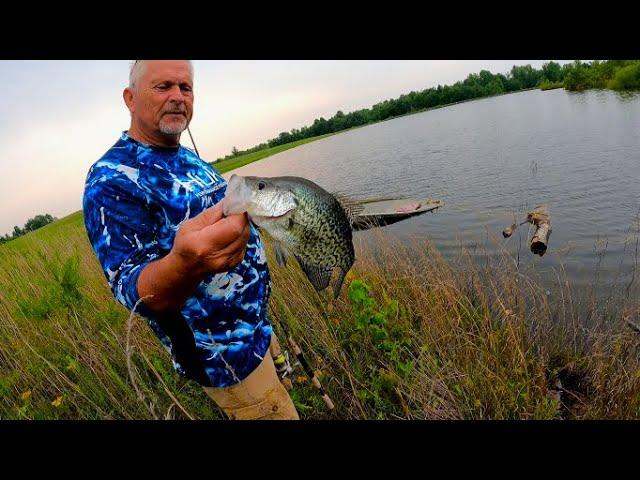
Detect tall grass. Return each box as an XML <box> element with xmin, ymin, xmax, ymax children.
<box><xmin>1</xmin><ymin>213</ymin><xmax>640</xmax><ymax>419</ymax></box>
<box><xmin>0</xmin><ymin>213</ymin><xmax>222</xmax><ymax>419</ymax></box>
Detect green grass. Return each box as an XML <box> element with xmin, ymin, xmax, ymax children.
<box><xmin>539</xmin><ymin>81</ymin><xmax>564</xmax><ymax>91</ymax></box>
<box><xmin>0</xmin><ymin>217</ymin><xmax>222</xmax><ymax>420</ymax></box>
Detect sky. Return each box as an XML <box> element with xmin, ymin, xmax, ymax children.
<box><xmin>0</xmin><ymin>60</ymin><xmax>572</xmax><ymax>236</ymax></box>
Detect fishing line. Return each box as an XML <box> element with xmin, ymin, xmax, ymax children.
<box><xmin>187</xmin><ymin>126</ymin><xmax>200</xmax><ymax>158</ymax></box>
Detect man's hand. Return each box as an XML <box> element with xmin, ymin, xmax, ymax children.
<box><xmin>137</xmin><ymin>200</ymin><xmax>251</xmax><ymax>314</ymax></box>
<box><xmin>170</xmin><ymin>201</ymin><xmax>251</xmax><ymax>277</ymax></box>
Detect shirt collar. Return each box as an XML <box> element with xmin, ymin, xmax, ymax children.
<box><xmin>121</xmin><ymin>130</ymin><xmax>181</xmax><ymax>155</ymax></box>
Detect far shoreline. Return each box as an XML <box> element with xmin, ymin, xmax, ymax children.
<box><xmin>213</xmin><ymin>86</ymin><xmax>543</xmax><ymax>176</ymax></box>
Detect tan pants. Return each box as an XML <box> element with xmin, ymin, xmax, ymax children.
<box><xmin>203</xmin><ymin>335</ymin><xmax>300</xmax><ymax>420</ymax></box>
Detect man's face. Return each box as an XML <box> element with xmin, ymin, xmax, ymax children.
<box><xmin>126</xmin><ymin>60</ymin><xmax>194</xmax><ymax>136</ymax></box>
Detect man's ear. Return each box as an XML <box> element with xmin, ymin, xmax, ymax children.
<box><xmin>123</xmin><ymin>87</ymin><xmax>135</xmax><ymax>114</ymax></box>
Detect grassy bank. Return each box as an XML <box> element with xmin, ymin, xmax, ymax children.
<box><xmin>213</xmin><ymin>133</ymin><xmax>337</xmax><ymax>174</ymax></box>
<box><xmin>2</xmin><ymin>212</ymin><xmax>640</xmax><ymax>420</ymax></box>
<box><xmin>539</xmin><ymin>81</ymin><xmax>564</xmax><ymax>91</ymax></box>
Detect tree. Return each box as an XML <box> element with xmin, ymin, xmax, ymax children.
<box><xmin>478</xmin><ymin>69</ymin><xmax>494</xmax><ymax>86</ymax></box>
<box><xmin>563</xmin><ymin>61</ymin><xmax>590</xmax><ymax>91</ymax></box>
<box><xmin>2</xmin><ymin>213</ymin><xmax>57</xmax><ymax>243</ymax></box>
<box><xmin>486</xmin><ymin>78</ymin><xmax>505</xmax><ymax>95</ymax></box>
<box><xmin>608</xmin><ymin>62</ymin><xmax>640</xmax><ymax>90</ymax></box>
<box><xmin>510</xmin><ymin>64</ymin><xmax>542</xmax><ymax>89</ymax></box>
<box><xmin>542</xmin><ymin>61</ymin><xmax>563</xmax><ymax>83</ymax></box>
<box><xmin>24</xmin><ymin>214</ymin><xmax>55</xmax><ymax>232</ymax></box>
<box><xmin>231</xmin><ymin>146</ymin><xmax>239</xmax><ymax>156</ymax></box>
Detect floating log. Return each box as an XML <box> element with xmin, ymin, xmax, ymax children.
<box><xmin>501</xmin><ymin>206</ymin><xmax>552</xmax><ymax>256</ymax></box>
<box><xmin>531</xmin><ymin>221</ymin><xmax>552</xmax><ymax>255</ymax></box>
<box><xmin>528</xmin><ymin>206</ymin><xmax>552</xmax><ymax>256</ymax></box>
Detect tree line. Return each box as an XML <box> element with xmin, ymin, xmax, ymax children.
<box><xmin>560</xmin><ymin>60</ymin><xmax>640</xmax><ymax>91</ymax></box>
<box><xmin>218</xmin><ymin>60</ymin><xmax>639</xmax><ymax>161</ymax></box>
<box><xmin>0</xmin><ymin>214</ymin><xmax>57</xmax><ymax>245</ymax></box>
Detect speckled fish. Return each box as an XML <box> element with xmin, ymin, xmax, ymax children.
<box><xmin>223</xmin><ymin>174</ymin><xmax>356</xmax><ymax>298</ymax></box>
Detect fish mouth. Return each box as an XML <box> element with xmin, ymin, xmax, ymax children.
<box><xmin>250</xmin><ymin>208</ymin><xmax>294</xmax><ymax>223</ymax></box>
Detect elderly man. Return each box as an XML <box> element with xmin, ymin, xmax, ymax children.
<box><xmin>83</xmin><ymin>60</ymin><xmax>299</xmax><ymax>420</ymax></box>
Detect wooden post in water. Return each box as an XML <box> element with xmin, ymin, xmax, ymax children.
<box><xmin>528</xmin><ymin>206</ymin><xmax>551</xmax><ymax>256</ymax></box>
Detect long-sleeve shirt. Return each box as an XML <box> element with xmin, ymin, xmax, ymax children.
<box><xmin>83</xmin><ymin>131</ymin><xmax>272</xmax><ymax>387</ymax></box>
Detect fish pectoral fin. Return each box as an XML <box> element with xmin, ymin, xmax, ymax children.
<box><xmin>295</xmin><ymin>256</ymin><xmax>333</xmax><ymax>292</ymax></box>
<box><xmin>273</xmin><ymin>241</ymin><xmax>289</xmax><ymax>267</ymax></box>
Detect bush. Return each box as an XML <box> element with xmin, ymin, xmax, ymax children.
<box><xmin>608</xmin><ymin>63</ymin><xmax>640</xmax><ymax>90</ymax></box>
<box><xmin>539</xmin><ymin>81</ymin><xmax>564</xmax><ymax>91</ymax></box>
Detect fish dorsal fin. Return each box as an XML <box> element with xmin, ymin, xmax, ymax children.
<box><xmin>294</xmin><ymin>255</ymin><xmax>333</xmax><ymax>291</ymax></box>
<box><xmin>331</xmin><ymin>192</ymin><xmax>365</xmax><ymax>225</ymax></box>
<box><xmin>273</xmin><ymin>240</ymin><xmax>289</xmax><ymax>267</ymax></box>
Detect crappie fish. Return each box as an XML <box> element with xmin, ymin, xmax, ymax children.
<box><xmin>223</xmin><ymin>174</ymin><xmax>356</xmax><ymax>299</ymax></box>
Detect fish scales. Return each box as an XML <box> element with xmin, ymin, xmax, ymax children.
<box><xmin>224</xmin><ymin>174</ymin><xmax>355</xmax><ymax>298</ymax></box>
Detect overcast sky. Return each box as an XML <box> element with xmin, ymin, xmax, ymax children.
<box><xmin>0</xmin><ymin>60</ymin><xmax>572</xmax><ymax>235</ymax></box>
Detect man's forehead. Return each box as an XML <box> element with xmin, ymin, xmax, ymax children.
<box><xmin>142</xmin><ymin>60</ymin><xmax>193</xmax><ymax>83</ymax></box>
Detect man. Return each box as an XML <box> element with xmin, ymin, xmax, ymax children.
<box><xmin>83</xmin><ymin>60</ymin><xmax>299</xmax><ymax>420</ymax></box>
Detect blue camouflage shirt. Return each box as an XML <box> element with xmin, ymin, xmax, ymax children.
<box><xmin>83</xmin><ymin>131</ymin><xmax>272</xmax><ymax>388</ymax></box>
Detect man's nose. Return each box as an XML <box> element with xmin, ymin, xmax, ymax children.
<box><xmin>167</xmin><ymin>85</ymin><xmax>186</xmax><ymax>102</ymax></box>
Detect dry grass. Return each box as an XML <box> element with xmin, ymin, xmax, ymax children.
<box><xmin>1</xmin><ymin>212</ymin><xmax>640</xmax><ymax>419</ymax></box>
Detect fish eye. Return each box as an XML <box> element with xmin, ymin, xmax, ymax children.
<box><xmin>258</xmin><ymin>181</ymin><xmax>266</xmax><ymax>190</ymax></box>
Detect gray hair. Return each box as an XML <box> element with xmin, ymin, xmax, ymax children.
<box><xmin>128</xmin><ymin>60</ymin><xmax>194</xmax><ymax>89</ymax></box>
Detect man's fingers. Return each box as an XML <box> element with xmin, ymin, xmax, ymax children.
<box><xmin>200</xmin><ymin>212</ymin><xmax>250</xmax><ymax>248</ymax></box>
<box><xmin>203</xmin><ymin>226</ymin><xmax>249</xmax><ymax>270</ymax></box>
<box><xmin>189</xmin><ymin>202</ymin><xmax>226</xmax><ymax>230</ymax></box>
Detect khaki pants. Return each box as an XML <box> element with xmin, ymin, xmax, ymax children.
<box><xmin>203</xmin><ymin>335</ymin><xmax>299</xmax><ymax>420</ymax></box>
